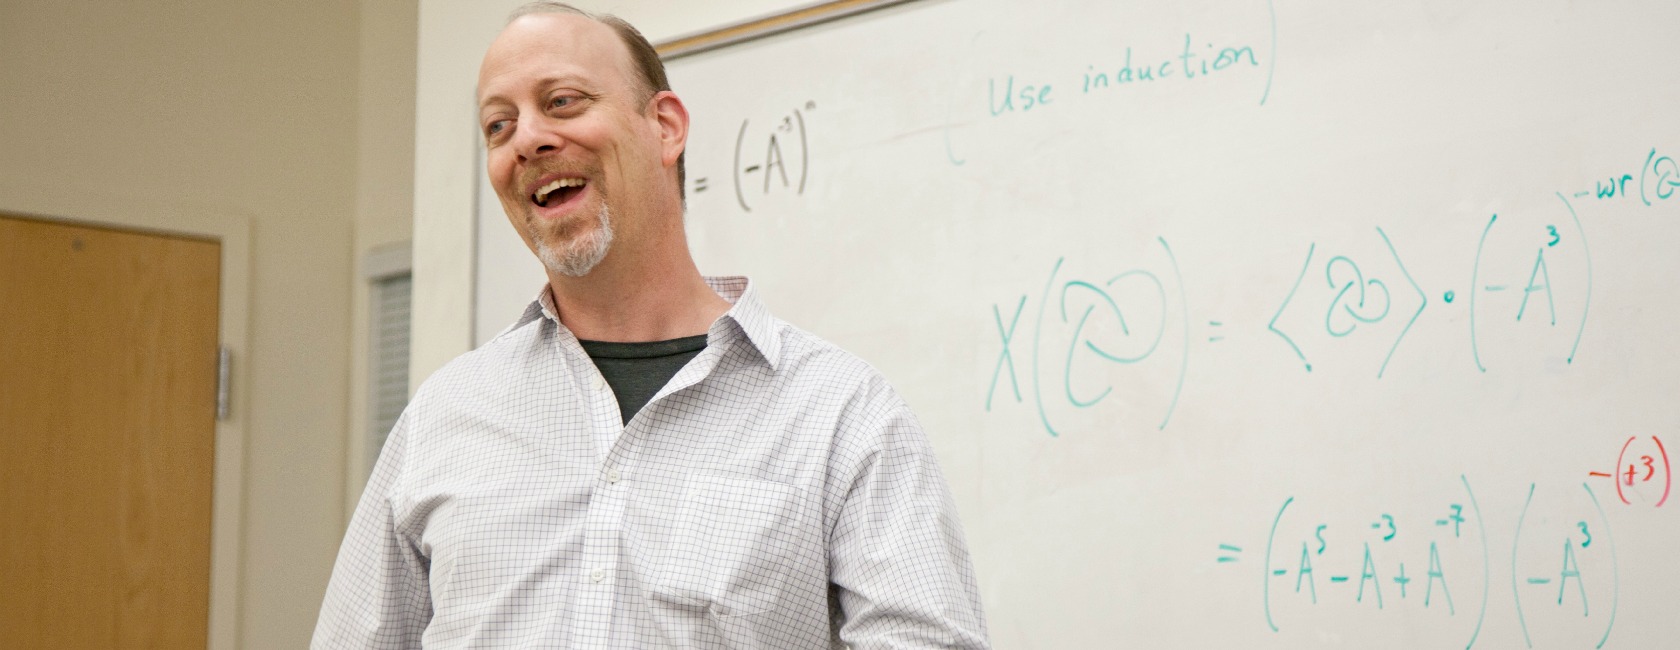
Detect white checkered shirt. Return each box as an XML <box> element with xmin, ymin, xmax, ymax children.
<box><xmin>313</xmin><ymin>277</ymin><xmax>989</xmax><ymax>649</ymax></box>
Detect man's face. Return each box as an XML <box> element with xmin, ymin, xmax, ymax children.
<box><xmin>476</xmin><ymin>13</ymin><xmax>667</xmax><ymax>277</ymax></box>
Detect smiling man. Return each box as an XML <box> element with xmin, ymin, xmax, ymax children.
<box><xmin>312</xmin><ymin>3</ymin><xmax>989</xmax><ymax>649</ymax></box>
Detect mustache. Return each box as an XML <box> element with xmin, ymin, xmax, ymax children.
<box><xmin>520</xmin><ymin>162</ymin><xmax>603</xmax><ymax>192</ymax></box>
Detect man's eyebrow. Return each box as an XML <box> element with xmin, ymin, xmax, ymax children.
<box><xmin>479</xmin><ymin>75</ymin><xmax>594</xmax><ymax>110</ymax></box>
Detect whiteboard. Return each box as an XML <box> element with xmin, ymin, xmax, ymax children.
<box><xmin>474</xmin><ymin>0</ymin><xmax>1680</xmax><ymax>647</ymax></box>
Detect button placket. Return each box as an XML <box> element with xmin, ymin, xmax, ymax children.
<box><xmin>562</xmin><ymin>338</ymin><xmax>629</xmax><ymax>647</ymax></box>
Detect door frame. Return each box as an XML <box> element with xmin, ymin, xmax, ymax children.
<box><xmin>1</xmin><ymin>182</ymin><xmax>250</xmax><ymax>650</ymax></box>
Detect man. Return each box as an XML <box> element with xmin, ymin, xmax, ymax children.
<box><xmin>312</xmin><ymin>3</ymin><xmax>989</xmax><ymax>648</ymax></box>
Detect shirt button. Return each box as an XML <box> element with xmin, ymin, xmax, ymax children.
<box><xmin>591</xmin><ymin>568</ymin><xmax>606</xmax><ymax>583</ymax></box>
<box><xmin>594</xmin><ymin>376</ymin><xmax>606</xmax><ymax>391</ymax></box>
<box><xmin>606</xmin><ymin>469</ymin><xmax>621</xmax><ymax>484</ymax></box>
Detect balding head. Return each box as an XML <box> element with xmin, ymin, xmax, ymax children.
<box><xmin>505</xmin><ymin>3</ymin><xmax>673</xmax><ymax>107</ymax></box>
<box><xmin>488</xmin><ymin>3</ymin><xmax>684</xmax><ymax>199</ymax></box>
<box><xmin>476</xmin><ymin>4</ymin><xmax>691</xmax><ymax>280</ymax></box>
<box><xmin>479</xmin><ymin>11</ymin><xmax>636</xmax><ymax>112</ymax></box>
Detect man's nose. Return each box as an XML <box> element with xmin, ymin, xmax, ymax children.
<box><xmin>511</xmin><ymin>115</ymin><xmax>564</xmax><ymax>163</ymax></box>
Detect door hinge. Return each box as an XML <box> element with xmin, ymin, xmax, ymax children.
<box><xmin>217</xmin><ymin>347</ymin><xmax>232</xmax><ymax>420</ymax></box>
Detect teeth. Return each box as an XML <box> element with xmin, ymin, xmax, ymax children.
<box><xmin>534</xmin><ymin>177</ymin><xmax>585</xmax><ymax>205</ymax></box>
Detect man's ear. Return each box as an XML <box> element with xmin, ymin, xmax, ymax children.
<box><xmin>649</xmin><ymin>90</ymin><xmax>689</xmax><ymax>168</ymax></box>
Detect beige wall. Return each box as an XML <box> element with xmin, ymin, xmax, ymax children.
<box><xmin>0</xmin><ymin>0</ymin><xmax>415</xmax><ymax>647</ymax></box>
<box><xmin>345</xmin><ymin>0</ymin><xmax>420</xmax><ymax>522</ymax></box>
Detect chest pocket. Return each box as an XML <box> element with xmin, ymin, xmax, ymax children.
<box><xmin>653</xmin><ymin>473</ymin><xmax>808</xmax><ymax>617</ymax></box>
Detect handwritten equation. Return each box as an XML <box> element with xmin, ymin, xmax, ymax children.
<box><xmin>1587</xmin><ymin>435</ymin><xmax>1672</xmax><ymax>509</ymax></box>
<box><xmin>1217</xmin><ymin>473</ymin><xmax>1630</xmax><ymax>648</ymax></box>
<box><xmin>692</xmin><ymin>101</ymin><xmax>816</xmax><ymax>213</ymax></box>
<box><xmin>1268</xmin><ymin>227</ymin><xmax>1425</xmax><ymax>378</ymax></box>
<box><xmin>985</xmin><ymin>237</ymin><xmax>1189</xmax><ymax>436</ymax></box>
<box><xmin>980</xmin><ymin>170</ymin><xmax>1650</xmax><ymax>433</ymax></box>
<box><xmin>1268</xmin><ymin>200</ymin><xmax>1594</xmax><ymax>378</ymax></box>
<box><xmin>1567</xmin><ymin>147</ymin><xmax>1680</xmax><ymax>208</ymax></box>
<box><xmin>1465</xmin><ymin>195</ymin><xmax>1594</xmax><ymax>371</ymax></box>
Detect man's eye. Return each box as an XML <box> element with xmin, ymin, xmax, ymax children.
<box><xmin>551</xmin><ymin>95</ymin><xmax>576</xmax><ymax>108</ymax></box>
<box><xmin>486</xmin><ymin>120</ymin><xmax>508</xmax><ymax>136</ymax></box>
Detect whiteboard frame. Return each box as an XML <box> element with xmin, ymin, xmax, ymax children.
<box><xmin>655</xmin><ymin>0</ymin><xmax>919</xmax><ymax>59</ymax></box>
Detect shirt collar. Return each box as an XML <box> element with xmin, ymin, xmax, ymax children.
<box><xmin>513</xmin><ymin>275</ymin><xmax>781</xmax><ymax>370</ymax></box>
<box><xmin>703</xmin><ymin>276</ymin><xmax>781</xmax><ymax>370</ymax></box>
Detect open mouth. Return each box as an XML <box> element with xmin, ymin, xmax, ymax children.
<box><xmin>532</xmin><ymin>177</ymin><xmax>586</xmax><ymax>208</ymax></box>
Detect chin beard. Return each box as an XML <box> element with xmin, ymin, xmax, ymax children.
<box><xmin>534</xmin><ymin>204</ymin><xmax>613</xmax><ymax>277</ymax></box>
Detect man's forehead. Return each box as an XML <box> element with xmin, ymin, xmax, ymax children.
<box><xmin>478</xmin><ymin>13</ymin><xmax>634</xmax><ymax>102</ymax></box>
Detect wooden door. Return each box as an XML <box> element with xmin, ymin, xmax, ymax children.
<box><xmin>0</xmin><ymin>214</ymin><xmax>220</xmax><ymax>648</ymax></box>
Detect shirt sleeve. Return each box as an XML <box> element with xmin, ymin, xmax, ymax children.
<box><xmin>828</xmin><ymin>383</ymin><xmax>991</xmax><ymax>650</ymax></box>
<box><xmin>312</xmin><ymin>411</ymin><xmax>432</xmax><ymax>649</ymax></box>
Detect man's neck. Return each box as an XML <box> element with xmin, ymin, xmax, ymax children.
<box><xmin>545</xmin><ymin>221</ymin><xmax>731</xmax><ymax>343</ymax></box>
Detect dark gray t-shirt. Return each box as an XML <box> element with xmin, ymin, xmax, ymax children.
<box><xmin>577</xmin><ymin>334</ymin><xmax>708</xmax><ymax>424</ymax></box>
